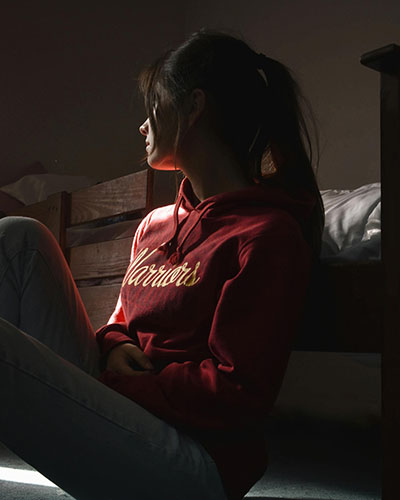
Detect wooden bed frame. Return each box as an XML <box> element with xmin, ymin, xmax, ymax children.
<box><xmin>6</xmin><ymin>44</ymin><xmax>400</xmax><ymax>500</ymax></box>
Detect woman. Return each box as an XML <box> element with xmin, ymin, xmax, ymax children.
<box><xmin>0</xmin><ymin>29</ymin><xmax>324</xmax><ymax>500</ymax></box>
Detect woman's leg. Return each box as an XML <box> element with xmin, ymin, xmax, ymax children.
<box><xmin>0</xmin><ymin>216</ymin><xmax>99</xmax><ymax>376</ymax></box>
<box><xmin>0</xmin><ymin>217</ymin><xmax>228</xmax><ymax>500</ymax></box>
<box><xmin>0</xmin><ymin>316</ymin><xmax>227</xmax><ymax>500</ymax></box>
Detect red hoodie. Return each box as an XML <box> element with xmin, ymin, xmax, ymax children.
<box><xmin>96</xmin><ymin>174</ymin><xmax>315</xmax><ymax>500</ymax></box>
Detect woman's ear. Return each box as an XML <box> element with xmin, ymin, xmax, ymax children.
<box><xmin>187</xmin><ymin>88</ymin><xmax>206</xmax><ymax>128</ymax></box>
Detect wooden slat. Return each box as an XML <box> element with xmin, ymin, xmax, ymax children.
<box><xmin>70</xmin><ymin>168</ymin><xmax>149</xmax><ymax>225</ymax></box>
<box><xmin>295</xmin><ymin>262</ymin><xmax>383</xmax><ymax>353</ymax></box>
<box><xmin>66</xmin><ymin>218</ymin><xmax>141</xmax><ymax>249</ymax></box>
<box><xmin>8</xmin><ymin>192</ymin><xmax>68</xmax><ymax>249</ymax></box>
<box><xmin>78</xmin><ymin>283</ymin><xmax>121</xmax><ymax>331</ymax></box>
<box><xmin>70</xmin><ymin>237</ymin><xmax>132</xmax><ymax>280</ymax></box>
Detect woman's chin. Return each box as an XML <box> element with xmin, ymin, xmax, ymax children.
<box><xmin>147</xmin><ymin>156</ymin><xmax>179</xmax><ymax>172</ymax></box>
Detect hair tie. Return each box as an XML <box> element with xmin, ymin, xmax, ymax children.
<box><xmin>256</xmin><ymin>53</ymin><xmax>269</xmax><ymax>69</ymax></box>
<box><xmin>255</xmin><ymin>52</ymin><xmax>269</xmax><ymax>87</ymax></box>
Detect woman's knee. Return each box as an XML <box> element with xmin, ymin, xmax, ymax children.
<box><xmin>0</xmin><ymin>216</ymin><xmax>56</xmax><ymax>255</ymax></box>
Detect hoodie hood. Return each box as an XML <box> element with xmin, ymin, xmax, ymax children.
<box><xmin>157</xmin><ymin>176</ymin><xmax>316</xmax><ymax>265</ymax></box>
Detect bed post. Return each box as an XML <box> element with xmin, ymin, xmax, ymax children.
<box><xmin>361</xmin><ymin>44</ymin><xmax>400</xmax><ymax>500</ymax></box>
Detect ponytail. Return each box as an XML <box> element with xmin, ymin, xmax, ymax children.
<box><xmin>248</xmin><ymin>53</ymin><xmax>325</xmax><ymax>260</ymax></box>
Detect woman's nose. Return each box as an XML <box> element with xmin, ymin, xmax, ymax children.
<box><xmin>139</xmin><ymin>119</ymin><xmax>149</xmax><ymax>136</ymax></box>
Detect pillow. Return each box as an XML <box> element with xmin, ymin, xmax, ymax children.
<box><xmin>0</xmin><ymin>173</ymin><xmax>95</xmax><ymax>206</ymax></box>
<box><xmin>320</xmin><ymin>183</ymin><xmax>381</xmax><ymax>261</ymax></box>
<box><xmin>0</xmin><ymin>161</ymin><xmax>47</xmax><ymax>188</ymax></box>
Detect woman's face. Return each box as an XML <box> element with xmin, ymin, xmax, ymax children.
<box><xmin>139</xmin><ymin>105</ymin><xmax>177</xmax><ymax>171</ymax></box>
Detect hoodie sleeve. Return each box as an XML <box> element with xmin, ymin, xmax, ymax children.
<box><xmin>95</xmin><ymin>294</ymin><xmax>138</xmax><ymax>367</ymax></box>
<box><xmin>97</xmin><ymin>219</ymin><xmax>312</xmax><ymax>431</ymax></box>
<box><xmin>95</xmin><ymin>210</ymin><xmax>155</xmax><ymax>364</ymax></box>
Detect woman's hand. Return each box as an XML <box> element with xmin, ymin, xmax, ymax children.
<box><xmin>106</xmin><ymin>343</ymin><xmax>154</xmax><ymax>376</ymax></box>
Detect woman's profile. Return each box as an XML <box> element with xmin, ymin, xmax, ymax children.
<box><xmin>0</xmin><ymin>28</ymin><xmax>324</xmax><ymax>500</ymax></box>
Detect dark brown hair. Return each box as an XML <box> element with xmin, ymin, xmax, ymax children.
<box><xmin>136</xmin><ymin>28</ymin><xmax>325</xmax><ymax>259</ymax></box>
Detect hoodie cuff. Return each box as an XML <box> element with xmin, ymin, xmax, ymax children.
<box><xmin>97</xmin><ymin>331</ymin><xmax>138</xmax><ymax>372</ymax></box>
<box><xmin>101</xmin><ymin>330</ymin><xmax>137</xmax><ymax>354</ymax></box>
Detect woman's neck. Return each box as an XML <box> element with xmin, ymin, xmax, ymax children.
<box><xmin>176</xmin><ymin>133</ymin><xmax>254</xmax><ymax>202</ymax></box>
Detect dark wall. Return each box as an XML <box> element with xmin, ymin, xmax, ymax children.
<box><xmin>1</xmin><ymin>1</ymin><xmax>184</xmax><ymax>183</ymax></box>
<box><xmin>184</xmin><ymin>0</ymin><xmax>400</xmax><ymax>189</ymax></box>
<box><xmin>2</xmin><ymin>1</ymin><xmax>399</xmax><ymax>190</ymax></box>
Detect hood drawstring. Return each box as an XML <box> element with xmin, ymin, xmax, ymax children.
<box><xmin>167</xmin><ymin>205</ymin><xmax>209</xmax><ymax>265</ymax></box>
<box><xmin>156</xmin><ymin>196</ymin><xmax>181</xmax><ymax>257</ymax></box>
<box><xmin>156</xmin><ymin>189</ymin><xmax>210</xmax><ymax>266</ymax></box>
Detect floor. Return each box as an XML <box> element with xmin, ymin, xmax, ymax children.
<box><xmin>0</xmin><ymin>413</ymin><xmax>381</xmax><ymax>499</ymax></box>
<box><xmin>248</xmin><ymin>414</ymin><xmax>381</xmax><ymax>499</ymax></box>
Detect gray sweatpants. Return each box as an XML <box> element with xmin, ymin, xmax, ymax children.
<box><xmin>0</xmin><ymin>216</ymin><xmax>227</xmax><ymax>500</ymax></box>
